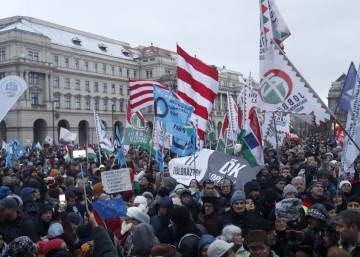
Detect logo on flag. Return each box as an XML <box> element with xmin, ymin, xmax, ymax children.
<box><xmin>260</xmin><ymin>69</ymin><xmax>292</xmax><ymax>105</ymax></box>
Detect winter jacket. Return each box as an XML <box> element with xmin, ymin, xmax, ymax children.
<box><xmin>92</xmin><ymin>226</ymin><xmax>118</xmax><ymax>257</ymax></box>
<box><xmin>216</xmin><ymin>210</ymin><xmax>245</xmax><ymax>236</ymax></box>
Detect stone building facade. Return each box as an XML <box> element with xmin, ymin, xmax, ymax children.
<box><xmin>0</xmin><ymin>16</ymin><xmax>245</xmax><ymax>145</ymax></box>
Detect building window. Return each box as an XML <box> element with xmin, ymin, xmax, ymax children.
<box><xmin>75</xmin><ymin>59</ymin><xmax>79</xmax><ymax>69</ymax></box>
<box><xmin>94</xmin><ymin>98</ymin><xmax>99</xmax><ymax>111</ymax></box>
<box><xmin>126</xmin><ymin>69</ymin><xmax>130</xmax><ymax>78</ymax></box>
<box><xmin>65</xmin><ymin>78</ymin><xmax>70</xmax><ymax>89</ymax></box>
<box><xmin>31</xmin><ymin>92</ymin><xmax>39</xmax><ymax>105</ymax></box>
<box><xmin>53</xmin><ymin>77</ymin><xmax>60</xmax><ymax>88</ymax></box>
<box><xmin>0</xmin><ymin>73</ymin><xmax>5</xmax><ymax>79</ymax></box>
<box><xmin>165</xmin><ymin>69</ymin><xmax>171</xmax><ymax>74</ymax></box>
<box><xmin>112</xmin><ymin>100</ymin><xmax>116</xmax><ymax>111</ymax></box>
<box><xmin>133</xmin><ymin>70</ymin><xmax>137</xmax><ymax>78</ymax></box>
<box><xmin>28</xmin><ymin>50</ymin><xmax>39</xmax><ymax>61</ymax></box>
<box><xmin>149</xmin><ymin>57</ymin><xmax>155</xmax><ymax>61</ymax></box>
<box><xmin>54</xmin><ymin>95</ymin><xmax>60</xmax><ymax>108</ymax></box>
<box><xmin>103</xmin><ymin>99</ymin><xmax>108</xmax><ymax>111</ymax></box>
<box><xmin>0</xmin><ymin>48</ymin><xmax>6</xmax><ymax>62</ymax></box>
<box><xmin>146</xmin><ymin>70</ymin><xmax>153</xmax><ymax>79</ymax></box>
<box><xmin>65</xmin><ymin>58</ymin><xmax>69</xmax><ymax>68</ymax></box>
<box><xmin>102</xmin><ymin>64</ymin><xmax>106</xmax><ymax>74</ymax></box>
<box><xmin>85</xmin><ymin>81</ymin><xmax>90</xmax><ymax>92</ymax></box>
<box><xmin>85</xmin><ymin>97</ymin><xmax>90</xmax><ymax>110</ymax></box>
<box><xmin>75</xmin><ymin>79</ymin><xmax>80</xmax><ymax>90</ymax></box>
<box><xmin>53</xmin><ymin>55</ymin><xmax>59</xmax><ymax>66</ymax></box>
<box><xmin>127</xmin><ymin>88</ymin><xmax>130</xmax><ymax>96</ymax></box>
<box><xmin>85</xmin><ymin>61</ymin><xmax>89</xmax><ymax>71</ymax></box>
<box><xmin>65</xmin><ymin>95</ymin><xmax>71</xmax><ymax>109</ymax></box>
<box><xmin>94</xmin><ymin>63</ymin><xmax>98</xmax><ymax>72</ymax></box>
<box><xmin>119</xmin><ymin>86</ymin><xmax>123</xmax><ymax>95</ymax></box>
<box><xmin>29</xmin><ymin>73</ymin><xmax>40</xmax><ymax>85</ymax></box>
<box><xmin>94</xmin><ymin>82</ymin><xmax>99</xmax><ymax>92</ymax></box>
<box><xmin>75</xmin><ymin>96</ymin><xmax>81</xmax><ymax>109</ymax></box>
<box><xmin>118</xmin><ymin>67</ymin><xmax>122</xmax><ymax>76</ymax></box>
<box><xmin>103</xmin><ymin>83</ymin><xmax>107</xmax><ymax>93</ymax></box>
<box><xmin>111</xmin><ymin>84</ymin><xmax>115</xmax><ymax>94</ymax></box>
<box><xmin>120</xmin><ymin>100</ymin><xmax>124</xmax><ymax>112</ymax></box>
<box><xmin>111</xmin><ymin>66</ymin><xmax>115</xmax><ymax>76</ymax></box>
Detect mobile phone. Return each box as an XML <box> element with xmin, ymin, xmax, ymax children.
<box><xmin>59</xmin><ymin>194</ymin><xmax>66</xmax><ymax>205</ymax></box>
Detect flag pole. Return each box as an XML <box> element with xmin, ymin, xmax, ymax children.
<box><xmin>93</xmin><ymin>109</ymin><xmax>103</xmax><ymax>165</ymax></box>
<box><xmin>273</xmin><ymin>112</ymin><xmax>282</xmax><ymax>167</ymax></box>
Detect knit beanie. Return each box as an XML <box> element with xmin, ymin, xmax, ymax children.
<box><xmin>0</xmin><ymin>186</ymin><xmax>11</xmax><ymax>200</ymax></box>
<box><xmin>37</xmin><ymin>239</ymin><xmax>65</xmax><ymax>254</ymax></box>
<box><xmin>92</xmin><ymin>182</ymin><xmax>104</xmax><ymax>195</ymax></box>
<box><xmin>282</xmin><ymin>184</ymin><xmax>298</xmax><ymax>198</ymax></box>
<box><xmin>126</xmin><ymin>206</ymin><xmax>150</xmax><ymax>224</ymax></box>
<box><xmin>306</xmin><ymin>203</ymin><xmax>329</xmax><ymax>221</ymax></box>
<box><xmin>50</xmin><ymin>169</ymin><xmax>59</xmax><ymax>177</ymax></box>
<box><xmin>48</xmin><ymin>223</ymin><xmax>64</xmax><ymax>239</ymax></box>
<box><xmin>339</xmin><ymin>180</ymin><xmax>351</xmax><ymax>189</ymax></box>
<box><xmin>230</xmin><ymin>191</ymin><xmax>246</xmax><ymax>206</ymax></box>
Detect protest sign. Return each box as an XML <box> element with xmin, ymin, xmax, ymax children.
<box><xmin>101</xmin><ymin>168</ymin><xmax>132</xmax><ymax>194</ymax></box>
<box><xmin>123</xmin><ymin>127</ymin><xmax>151</xmax><ymax>145</ymax></box>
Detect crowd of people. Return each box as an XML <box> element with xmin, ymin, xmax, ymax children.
<box><xmin>0</xmin><ymin>135</ymin><xmax>359</xmax><ymax>257</ymax></box>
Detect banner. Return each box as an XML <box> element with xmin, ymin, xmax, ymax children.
<box><xmin>94</xmin><ymin>110</ymin><xmax>114</xmax><ymax>154</ymax></box>
<box><xmin>101</xmin><ymin>168</ymin><xmax>132</xmax><ymax>194</ymax></box>
<box><xmin>124</xmin><ymin>127</ymin><xmax>151</xmax><ymax>146</ymax></box>
<box><xmin>170</xmin><ymin>128</ymin><xmax>197</xmax><ymax>157</ymax></box>
<box><xmin>341</xmin><ymin>67</ymin><xmax>360</xmax><ymax>179</ymax></box>
<box><xmin>153</xmin><ymin>121</ymin><xmax>172</xmax><ymax>149</ymax></box>
<box><xmin>169</xmin><ymin>149</ymin><xmax>262</xmax><ymax>189</ymax></box>
<box><xmin>59</xmin><ymin>127</ymin><xmax>77</xmax><ymax>142</ymax></box>
<box><xmin>0</xmin><ymin>76</ymin><xmax>28</xmax><ymax>122</ymax></box>
<box><xmin>154</xmin><ymin>85</ymin><xmax>193</xmax><ymax>126</ymax></box>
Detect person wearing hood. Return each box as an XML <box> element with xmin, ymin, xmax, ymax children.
<box><xmin>131</xmin><ymin>223</ymin><xmax>159</xmax><ymax>257</ymax></box>
<box><xmin>198</xmin><ymin>234</ymin><xmax>215</xmax><ymax>257</ymax></box>
<box><xmin>199</xmin><ymin>191</ymin><xmax>219</xmax><ymax>236</ymax></box>
<box><xmin>216</xmin><ymin>191</ymin><xmax>247</xmax><ymax>235</ymax></box>
<box><xmin>20</xmin><ymin>187</ymin><xmax>40</xmax><ymax>217</ymax></box>
<box><xmin>150</xmin><ymin>196</ymin><xmax>173</xmax><ymax>244</ymax></box>
<box><xmin>31</xmin><ymin>203</ymin><xmax>54</xmax><ymax>241</ymax></box>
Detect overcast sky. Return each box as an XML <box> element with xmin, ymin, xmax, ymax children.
<box><xmin>2</xmin><ymin>0</ymin><xmax>360</xmax><ymax>101</ymax></box>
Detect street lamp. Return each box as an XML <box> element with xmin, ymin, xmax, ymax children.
<box><xmin>111</xmin><ymin>104</ymin><xmax>115</xmax><ymax>138</ymax></box>
<box><xmin>50</xmin><ymin>98</ymin><xmax>55</xmax><ymax>142</ymax></box>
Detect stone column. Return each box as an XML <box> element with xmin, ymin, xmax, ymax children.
<box><xmin>48</xmin><ymin>74</ymin><xmax>53</xmax><ymax>101</ymax></box>
<box><xmin>44</xmin><ymin>73</ymin><xmax>49</xmax><ymax>102</ymax></box>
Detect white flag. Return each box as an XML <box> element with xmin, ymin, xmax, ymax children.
<box><xmin>44</xmin><ymin>135</ymin><xmax>54</xmax><ymax>145</ymax></box>
<box><xmin>59</xmin><ymin>127</ymin><xmax>77</xmax><ymax>142</ymax></box>
<box><xmin>153</xmin><ymin>121</ymin><xmax>172</xmax><ymax>149</ymax></box>
<box><xmin>227</xmin><ymin>92</ymin><xmax>238</xmax><ymax>141</ymax></box>
<box><xmin>0</xmin><ymin>76</ymin><xmax>28</xmax><ymax>122</ymax></box>
<box><xmin>341</xmin><ymin>69</ymin><xmax>360</xmax><ymax>179</ymax></box>
<box><xmin>94</xmin><ymin>110</ymin><xmax>114</xmax><ymax>154</ymax></box>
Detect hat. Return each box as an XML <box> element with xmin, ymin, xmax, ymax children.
<box><xmin>180</xmin><ymin>189</ymin><xmax>192</xmax><ymax>197</ymax></box>
<box><xmin>202</xmin><ymin>179</ymin><xmax>214</xmax><ymax>187</ymax></box>
<box><xmin>37</xmin><ymin>238</ymin><xmax>65</xmax><ymax>254</ymax></box>
<box><xmin>306</xmin><ymin>203</ymin><xmax>328</xmax><ymax>221</ymax></box>
<box><xmin>244</xmin><ymin>181</ymin><xmax>261</xmax><ymax>196</ymax></box>
<box><xmin>142</xmin><ymin>191</ymin><xmax>154</xmax><ymax>202</ymax></box>
<box><xmin>68</xmin><ymin>212</ymin><xmax>82</xmax><ymax>225</ymax></box>
<box><xmin>207</xmin><ymin>239</ymin><xmax>234</xmax><ymax>257</ymax></box>
<box><xmin>8</xmin><ymin>236</ymin><xmax>37</xmax><ymax>256</ymax></box>
<box><xmin>275</xmin><ymin>198</ymin><xmax>302</xmax><ymax>221</ymax></box>
<box><xmin>48</xmin><ymin>222</ymin><xmax>64</xmax><ymax>239</ymax></box>
<box><xmin>0</xmin><ymin>186</ymin><xmax>11</xmax><ymax>200</ymax></box>
<box><xmin>201</xmin><ymin>191</ymin><xmax>219</xmax><ymax>205</ymax></box>
<box><xmin>162</xmin><ymin>177</ymin><xmax>177</xmax><ymax>192</ymax></box>
<box><xmin>157</xmin><ymin>196</ymin><xmax>173</xmax><ymax>207</ymax></box>
<box><xmin>339</xmin><ymin>180</ymin><xmax>351</xmax><ymax>189</ymax></box>
<box><xmin>6</xmin><ymin>195</ymin><xmax>23</xmax><ymax>207</ymax></box>
<box><xmin>282</xmin><ymin>184</ymin><xmax>298</xmax><ymax>198</ymax></box>
<box><xmin>246</xmin><ymin>230</ymin><xmax>269</xmax><ymax>248</ymax></box>
<box><xmin>126</xmin><ymin>206</ymin><xmax>150</xmax><ymax>224</ymax></box>
<box><xmin>274</xmin><ymin>176</ymin><xmax>287</xmax><ymax>185</ymax></box>
<box><xmin>151</xmin><ymin>244</ymin><xmax>177</xmax><ymax>257</ymax></box>
<box><xmin>174</xmin><ymin>184</ymin><xmax>186</xmax><ymax>193</ymax></box>
<box><xmin>0</xmin><ymin>197</ymin><xmax>17</xmax><ymax>210</ymax></box>
<box><xmin>92</xmin><ymin>182</ymin><xmax>104</xmax><ymax>195</ymax></box>
<box><xmin>50</xmin><ymin>169</ymin><xmax>59</xmax><ymax>177</ymax></box>
<box><xmin>198</xmin><ymin>234</ymin><xmax>215</xmax><ymax>253</ymax></box>
<box><xmin>230</xmin><ymin>191</ymin><xmax>246</xmax><ymax>206</ymax></box>
<box><xmin>134</xmin><ymin>195</ymin><xmax>148</xmax><ymax>213</ymax></box>
<box><xmin>347</xmin><ymin>195</ymin><xmax>360</xmax><ymax>204</ymax></box>
<box><xmin>308</xmin><ymin>180</ymin><xmax>323</xmax><ymax>192</ymax></box>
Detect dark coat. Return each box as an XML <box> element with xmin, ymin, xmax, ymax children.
<box><xmin>92</xmin><ymin>226</ymin><xmax>118</xmax><ymax>257</ymax></box>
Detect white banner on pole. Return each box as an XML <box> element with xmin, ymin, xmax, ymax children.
<box><xmin>101</xmin><ymin>168</ymin><xmax>132</xmax><ymax>194</ymax></box>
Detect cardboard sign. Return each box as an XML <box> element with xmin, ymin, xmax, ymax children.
<box><xmin>101</xmin><ymin>168</ymin><xmax>132</xmax><ymax>194</ymax></box>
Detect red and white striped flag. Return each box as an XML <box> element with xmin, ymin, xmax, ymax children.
<box><xmin>176</xmin><ymin>45</ymin><xmax>219</xmax><ymax>139</ymax></box>
<box><xmin>129</xmin><ymin>80</ymin><xmax>169</xmax><ymax>113</ymax></box>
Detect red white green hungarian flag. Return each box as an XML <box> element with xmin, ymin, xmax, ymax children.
<box><xmin>64</xmin><ymin>144</ymin><xmax>71</xmax><ymax>163</ymax></box>
<box><xmin>259</xmin><ymin>0</ymin><xmax>331</xmax><ymax>125</ymax></box>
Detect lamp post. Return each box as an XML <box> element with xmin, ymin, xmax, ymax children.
<box><xmin>111</xmin><ymin>104</ymin><xmax>115</xmax><ymax>139</ymax></box>
<box><xmin>51</xmin><ymin>98</ymin><xmax>55</xmax><ymax>142</ymax></box>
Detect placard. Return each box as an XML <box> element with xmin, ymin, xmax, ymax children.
<box><xmin>101</xmin><ymin>168</ymin><xmax>132</xmax><ymax>194</ymax></box>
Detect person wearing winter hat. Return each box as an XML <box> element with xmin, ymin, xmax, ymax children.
<box><xmin>0</xmin><ymin>186</ymin><xmax>11</xmax><ymax>200</ymax></box>
<box><xmin>7</xmin><ymin>236</ymin><xmax>37</xmax><ymax>257</ymax></box>
<box><xmin>132</xmin><ymin>223</ymin><xmax>159</xmax><ymax>257</ymax></box>
<box><xmin>92</xmin><ymin>182</ymin><xmax>104</xmax><ymax>200</ymax></box>
<box><xmin>244</xmin><ymin>180</ymin><xmax>261</xmax><ymax>201</ymax></box>
<box><xmin>150</xmin><ymin>196</ymin><xmax>173</xmax><ymax>243</ymax></box>
<box><xmin>151</xmin><ymin>244</ymin><xmax>177</xmax><ymax>257</ymax></box>
<box><xmin>198</xmin><ymin>234</ymin><xmax>215</xmax><ymax>257</ymax></box>
<box><xmin>339</xmin><ymin>180</ymin><xmax>352</xmax><ymax>195</ymax></box>
<box><xmin>282</xmin><ymin>184</ymin><xmax>298</xmax><ymax>199</ymax></box>
<box><xmin>207</xmin><ymin>239</ymin><xmax>234</xmax><ymax>257</ymax></box>
<box><xmin>126</xmin><ymin>206</ymin><xmax>150</xmax><ymax>224</ymax></box>
<box><xmin>216</xmin><ymin>191</ymin><xmax>246</xmax><ymax>235</ymax></box>
<box><xmin>133</xmin><ymin>195</ymin><xmax>149</xmax><ymax>213</ymax></box>
<box><xmin>275</xmin><ymin>198</ymin><xmax>303</xmax><ymax>223</ymax></box>
<box><xmin>347</xmin><ymin>195</ymin><xmax>360</xmax><ymax>213</ymax></box>
<box><xmin>303</xmin><ymin>180</ymin><xmax>325</xmax><ymax>209</ymax></box>
<box><xmin>245</xmin><ymin>230</ymin><xmax>278</xmax><ymax>257</ymax></box>
<box><xmin>199</xmin><ymin>191</ymin><xmax>219</xmax><ymax>236</ymax></box>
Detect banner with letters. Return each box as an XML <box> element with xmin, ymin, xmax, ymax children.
<box><xmin>169</xmin><ymin>149</ymin><xmax>262</xmax><ymax>189</ymax></box>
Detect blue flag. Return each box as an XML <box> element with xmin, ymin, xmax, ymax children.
<box><xmin>114</xmin><ymin>124</ymin><xmax>126</xmax><ymax>168</ymax></box>
<box><xmin>170</xmin><ymin>128</ymin><xmax>197</xmax><ymax>157</ymax></box>
<box><xmin>154</xmin><ymin>86</ymin><xmax>193</xmax><ymax>126</ymax></box>
<box><xmin>338</xmin><ymin>62</ymin><xmax>358</xmax><ymax>112</ymax></box>
<box><xmin>92</xmin><ymin>198</ymin><xmax>127</xmax><ymax>220</ymax></box>
<box><xmin>5</xmin><ymin>151</ymin><xmax>12</xmax><ymax>168</ymax></box>
<box><xmin>155</xmin><ymin>149</ymin><xmax>164</xmax><ymax>173</ymax></box>
<box><xmin>165</xmin><ymin>122</ymin><xmax>193</xmax><ymax>141</ymax></box>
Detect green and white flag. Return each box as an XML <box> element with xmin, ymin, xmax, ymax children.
<box><xmin>64</xmin><ymin>145</ymin><xmax>71</xmax><ymax>163</ymax></box>
<box><xmin>94</xmin><ymin>110</ymin><xmax>114</xmax><ymax>155</ymax></box>
<box><xmin>87</xmin><ymin>147</ymin><xmax>97</xmax><ymax>160</ymax></box>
